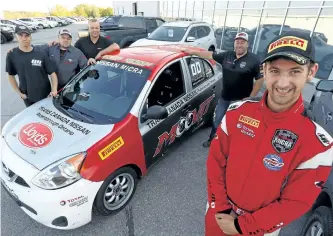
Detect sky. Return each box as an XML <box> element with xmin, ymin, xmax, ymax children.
<box><xmin>2</xmin><ymin>0</ymin><xmax>114</xmax><ymax>12</ymax></box>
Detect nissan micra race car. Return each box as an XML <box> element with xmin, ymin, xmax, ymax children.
<box><xmin>1</xmin><ymin>45</ymin><xmax>222</xmax><ymax>229</ymax></box>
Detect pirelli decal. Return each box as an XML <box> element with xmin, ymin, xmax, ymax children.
<box><xmin>238</xmin><ymin>115</ymin><xmax>260</xmax><ymax>128</ymax></box>
<box><xmin>268</xmin><ymin>36</ymin><xmax>308</xmax><ymax>53</ymax></box>
<box><xmin>99</xmin><ymin>136</ymin><xmax>124</xmax><ymax>160</ymax></box>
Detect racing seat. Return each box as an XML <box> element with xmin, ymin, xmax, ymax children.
<box><xmin>156</xmin><ymin>68</ymin><xmax>182</xmax><ymax>106</ymax></box>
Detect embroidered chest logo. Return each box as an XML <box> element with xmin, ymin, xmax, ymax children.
<box><xmin>240</xmin><ymin>62</ymin><xmax>246</xmax><ymax>68</ymax></box>
<box><xmin>271</xmin><ymin>129</ymin><xmax>298</xmax><ymax>153</ymax></box>
<box><xmin>238</xmin><ymin>115</ymin><xmax>260</xmax><ymax>128</ymax></box>
<box><xmin>31</xmin><ymin>59</ymin><xmax>42</xmax><ymax>67</ymax></box>
<box><xmin>263</xmin><ymin>154</ymin><xmax>284</xmax><ymax>171</ymax></box>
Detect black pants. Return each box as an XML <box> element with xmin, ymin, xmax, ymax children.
<box><xmin>23</xmin><ymin>98</ymin><xmax>35</xmax><ymax>107</ymax></box>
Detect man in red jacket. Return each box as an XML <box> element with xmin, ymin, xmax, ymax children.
<box><xmin>205</xmin><ymin>30</ymin><xmax>333</xmax><ymax>236</ymax></box>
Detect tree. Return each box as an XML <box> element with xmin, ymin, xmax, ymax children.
<box><xmin>90</xmin><ymin>5</ymin><xmax>100</xmax><ymax>18</ymax></box>
<box><xmin>73</xmin><ymin>4</ymin><xmax>88</xmax><ymax>17</ymax></box>
<box><xmin>50</xmin><ymin>4</ymin><xmax>70</xmax><ymax>16</ymax></box>
<box><xmin>99</xmin><ymin>7</ymin><xmax>113</xmax><ymax>17</ymax></box>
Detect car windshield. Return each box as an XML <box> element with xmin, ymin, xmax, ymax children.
<box><xmin>55</xmin><ymin>60</ymin><xmax>151</xmax><ymax>124</ymax></box>
<box><xmin>148</xmin><ymin>26</ymin><xmax>187</xmax><ymax>42</ymax></box>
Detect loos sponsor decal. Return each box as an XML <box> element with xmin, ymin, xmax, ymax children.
<box><xmin>99</xmin><ymin>136</ymin><xmax>125</xmax><ymax>160</ymax></box>
<box><xmin>238</xmin><ymin>115</ymin><xmax>260</xmax><ymax>128</ymax></box>
<box><xmin>60</xmin><ymin>196</ymin><xmax>88</xmax><ymax>207</ymax></box>
<box><xmin>19</xmin><ymin>123</ymin><xmax>53</xmax><ymax>148</ymax></box>
<box><xmin>268</xmin><ymin>36</ymin><xmax>308</xmax><ymax>53</ymax></box>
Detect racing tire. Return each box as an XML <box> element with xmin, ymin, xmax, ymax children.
<box><xmin>301</xmin><ymin>206</ymin><xmax>333</xmax><ymax>236</ymax></box>
<box><xmin>94</xmin><ymin>167</ymin><xmax>138</xmax><ymax>216</ymax></box>
<box><xmin>1</xmin><ymin>34</ymin><xmax>6</xmax><ymax>44</ymax></box>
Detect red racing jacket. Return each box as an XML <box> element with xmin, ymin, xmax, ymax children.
<box><xmin>207</xmin><ymin>91</ymin><xmax>333</xmax><ymax>236</ymax></box>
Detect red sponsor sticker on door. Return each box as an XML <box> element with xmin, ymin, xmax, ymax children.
<box><xmin>19</xmin><ymin>123</ymin><xmax>53</xmax><ymax>148</ymax></box>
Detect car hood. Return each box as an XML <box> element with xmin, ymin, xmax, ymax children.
<box><xmin>2</xmin><ymin>98</ymin><xmax>114</xmax><ymax>170</ymax></box>
<box><xmin>130</xmin><ymin>38</ymin><xmax>181</xmax><ymax>47</ymax></box>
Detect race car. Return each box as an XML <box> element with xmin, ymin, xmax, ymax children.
<box><xmin>0</xmin><ymin>45</ymin><xmax>223</xmax><ymax>230</ymax></box>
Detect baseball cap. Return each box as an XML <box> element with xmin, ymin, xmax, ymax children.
<box><xmin>15</xmin><ymin>25</ymin><xmax>31</xmax><ymax>35</ymax></box>
<box><xmin>59</xmin><ymin>28</ymin><xmax>72</xmax><ymax>37</ymax></box>
<box><xmin>235</xmin><ymin>32</ymin><xmax>248</xmax><ymax>41</ymax></box>
<box><xmin>261</xmin><ymin>30</ymin><xmax>315</xmax><ymax>65</ymax></box>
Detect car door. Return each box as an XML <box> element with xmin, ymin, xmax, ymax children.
<box><xmin>311</xmin><ymin>76</ymin><xmax>333</xmax><ymax>136</ymax></box>
<box><xmin>139</xmin><ymin>59</ymin><xmax>192</xmax><ymax>169</ymax></box>
<box><xmin>186</xmin><ymin>26</ymin><xmax>201</xmax><ymax>47</ymax></box>
<box><xmin>145</xmin><ymin>18</ymin><xmax>158</xmax><ymax>34</ymax></box>
<box><xmin>196</xmin><ymin>26</ymin><xmax>212</xmax><ymax>50</ymax></box>
<box><xmin>182</xmin><ymin>56</ymin><xmax>221</xmax><ymax>130</ymax></box>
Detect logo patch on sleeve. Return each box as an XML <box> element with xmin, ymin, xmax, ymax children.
<box><xmin>271</xmin><ymin>129</ymin><xmax>298</xmax><ymax>153</ymax></box>
<box><xmin>316</xmin><ymin>133</ymin><xmax>331</xmax><ymax>147</ymax></box>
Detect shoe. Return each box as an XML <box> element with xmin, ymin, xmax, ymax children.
<box><xmin>203</xmin><ymin>139</ymin><xmax>212</xmax><ymax>148</ymax></box>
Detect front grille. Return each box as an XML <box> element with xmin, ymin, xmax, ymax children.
<box><xmin>2</xmin><ymin>162</ymin><xmax>30</xmax><ymax>188</ymax></box>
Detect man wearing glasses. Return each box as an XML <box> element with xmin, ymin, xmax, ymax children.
<box><xmin>182</xmin><ymin>32</ymin><xmax>264</xmax><ymax>147</ymax></box>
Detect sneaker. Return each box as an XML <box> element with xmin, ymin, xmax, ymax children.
<box><xmin>202</xmin><ymin>139</ymin><xmax>212</xmax><ymax>148</ymax></box>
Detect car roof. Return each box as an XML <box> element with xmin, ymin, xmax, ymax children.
<box><xmin>162</xmin><ymin>21</ymin><xmax>208</xmax><ymax>27</ymax></box>
<box><xmin>100</xmin><ymin>44</ymin><xmax>211</xmax><ymax>70</ymax></box>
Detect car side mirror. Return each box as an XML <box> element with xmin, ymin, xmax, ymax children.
<box><xmin>186</xmin><ymin>36</ymin><xmax>195</xmax><ymax>42</ymax></box>
<box><xmin>316</xmin><ymin>80</ymin><xmax>333</xmax><ymax>93</ymax></box>
<box><xmin>143</xmin><ymin>105</ymin><xmax>168</xmax><ymax>120</ymax></box>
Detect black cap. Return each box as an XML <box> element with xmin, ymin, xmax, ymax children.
<box><xmin>15</xmin><ymin>25</ymin><xmax>31</xmax><ymax>35</ymax></box>
<box><xmin>261</xmin><ymin>30</ymin><xmax>315</xmax><ymax>65</ymax></box>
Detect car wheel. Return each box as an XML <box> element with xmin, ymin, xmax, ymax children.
<box><xmin>301</xmin><ymin>206</ymin><xmax>333</xmax><ymax>236</ymax></box>
<box><xmin>94</xmin><ymin>167</ymin><xmax>138</xmax><ymax>216</ymax></box>
<box><xmin>1</xmin><ymin>34</ymin><xmax>6</xmax><ymax>44</ymax></box>
<box><xmin>208</xmin><ymin>46</ymin><xmax>215</xmax><ymax>52</ymax></box>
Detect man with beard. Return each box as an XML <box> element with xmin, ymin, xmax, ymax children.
<box><xmin>205</xmin><ymin>31</ymin><xmax>333</xmax><ymax>236</ymax></box>
<box><xmin>74</xmin><ymin>18</ymin><xmax>120</xmax><ymax>65</ymax></box>
<box><xmin>6</xmin><ymin>25</ymin><xmax>58</xmax><ymax>107</ymax></box>
<box><xmin>182</xmin><ymin>32</ymin><xmax>264</xmax><ymax>147</ymax></box>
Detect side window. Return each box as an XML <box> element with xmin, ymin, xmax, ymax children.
<box><xmin>197</xmin><ymin>26</ymin><xmax>209</xmax><ymax>38</ymax></box>
<box><xmin>145</xmin><ymin>19</ymin><xmax>157</xmax><ymax>30</ymax></box>
<box><xmin>119</xmin><ymin>17</ymin><xmax>144</xmax><ymax>28</ymax></box>
<box><xmin>188</xmin><ymin>26</ymin><xmax>198</xmax><ymax>38</ymax></box>
<box><xmin>147</xmin><ymin>61</ymin><xmax>185</xmax><ymax>107</ymax></box>
<box><xmin>202</xmin><ymin>60</ymin><xmax>214</xmax><ymax>79</ymax></box>
<box><xmin>156</xmin><ymin>19</ymin><xmax>164</xmax><ymax>26</ymax></box>
<box><xmin>186</xmin><ymin>57</ymin><xmax>207</xmax><ymax>88</ymax></box>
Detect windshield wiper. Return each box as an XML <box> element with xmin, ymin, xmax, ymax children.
<box><xmin>60</xmin><ymin>104</ymin><xmax>94</xmax><ymax>123</ymax></box>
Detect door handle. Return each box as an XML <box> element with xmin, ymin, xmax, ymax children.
<box><xmin>327</xmin><ymin>112</ymin><xmax>332</xmax><ymax>121</ymax></box>
<box><xmin>212</xmin><ymin>86</ymin><xmax>216</xmax><ymax>93</ymax></box>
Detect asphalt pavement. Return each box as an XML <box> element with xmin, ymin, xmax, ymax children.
<box><xmin>0</xmin><ymin>22</ymin><xmax>307</xmax><ymax>236</ymax></box>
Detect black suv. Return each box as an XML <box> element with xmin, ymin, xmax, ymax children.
<box><xmin>1</xmin><ymin>24</ymin><xmax>14</xmax><ymax>44</ymax></box>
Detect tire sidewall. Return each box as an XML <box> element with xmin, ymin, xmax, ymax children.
<box><xmin>94</xmin><ymin>167</ymin><xmax>138</xmax><ymax>216</ymax></box>
<box><xmin>301</xmin><ymin>206</ymin><xmax>333</xmax><ymax>236</ymax></box>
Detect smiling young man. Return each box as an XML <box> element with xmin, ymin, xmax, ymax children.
<box><xmin>6</xmin><ymin>25</ymin><xmax>58</xmax><ymax>107</ymax></box>
<box><xmin>205</xmin><ymin>31</ymin><xmax>333</xmax><ymax>236</ymax></box>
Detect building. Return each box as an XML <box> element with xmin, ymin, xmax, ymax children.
<box><xmin>112</xmin><ymin>1</ymin><xmax>160</xmax><ymax>17</ymax></box>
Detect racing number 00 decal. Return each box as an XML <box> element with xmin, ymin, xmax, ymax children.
<box><xmin>153</xmin><ymin>95</ymin><xmax>214</xmax><ymax>157</ymax></box>
<box><xmin>190</xmin><ymin>61</ymin><xmax>202</xmax><ymax>76</ymax></box>
<box><xmin>98</xmin><ymin>136</ymin><xmax>125</xmax><ymax>160</ymax></box>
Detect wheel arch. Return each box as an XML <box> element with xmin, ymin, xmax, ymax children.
<box><xmin>312</xmin><ymin>190</ymin><xmax>332</xmax><ymax>211</ymax></box>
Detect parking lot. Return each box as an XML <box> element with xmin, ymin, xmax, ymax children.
<box><xmin>0</xmin><ymin>22</ymin><xmax>313</xmax><ymax>236</ymax></box>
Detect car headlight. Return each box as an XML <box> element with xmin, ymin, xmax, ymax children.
<box><xmin>32</xmin><ymin>152</ymin><xmax>86</xmax><ymax>190</ymax></box>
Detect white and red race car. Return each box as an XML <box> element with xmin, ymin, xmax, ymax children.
<box><xmin>1</xmin><ymin>45</ymin><xmax>223</xmax><ymax>230</ymax></box>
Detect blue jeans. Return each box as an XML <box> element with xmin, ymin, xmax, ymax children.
<box><xmin>208</xmin><ymin>97</ymin><xmax>231</xmax><ymax>140</ymax></box>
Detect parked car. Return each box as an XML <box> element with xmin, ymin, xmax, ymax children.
<box><xmin>1</xmin><ymin>19</ymin><xmax>37</xmax><ymax>33</ymax></box>
<box><xmin>15</xmin><ymin>19</ymin><xmax>39</xmax><ymax>31</ymax></box>
<box><xmin>1</xmin><ymin>23</ymin><xmax>15</xmax><ymax>44</ymax></box>
<box><xmin>130</xmin><ymin>21</ymin><xmax>217</xmax><ymax>52</ymax></box>
<box><xmin>78</xmin><ymin>15</ymin><xmax>165</xmax><ymax>48</ymax></box>
<box><xmin>17</xmin><ymin>18</ymin><xmax>43</xmax><ymax>29</ymax></box>
<box><xmin>34</xmin><ymin>17</ymin><xmax>58</xmax><ymax>28</ymax></box>
<box><xmin>0</xmin><ymin>44</ymin><xmax>222</xmax><ymax>230</ymax></box>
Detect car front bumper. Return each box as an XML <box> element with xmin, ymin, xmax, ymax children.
<box><xmin>0</xmin><ymin>138</ymin><xmax>103</xmax><ymax>230</ymax></box>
